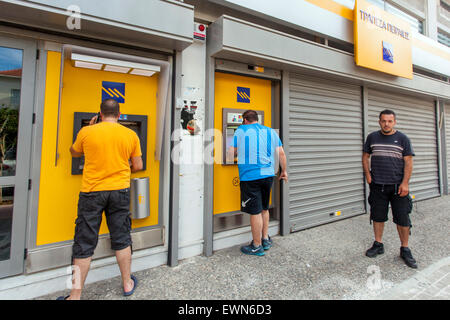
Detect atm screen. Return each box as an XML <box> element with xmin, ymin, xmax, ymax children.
<box><xmin>72</xmin><ymin>112</ymin><xmax>148</xmax><ymax>175</ymax></box>
<box><xmin>225</xmin><ymin>127</ymin><xmax>239</xmax><ymax>164</ymax></box>
<box><xmin>80</xmin><ymin>119</ymin><xmax>141</xmax><ymax>136</ymax></box>
<box><xmin>225</xmin><ymin>128</ymin><xmax>236</xmax><ymax>150</ymax></box>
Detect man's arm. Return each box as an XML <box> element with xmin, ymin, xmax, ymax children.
<box><xmin>226</xmin><ymin>146</ymin><xmax>237</xmax><ymax>164</ymax></box>
<box><xmin>130</xmin><ymin>156</ymin><xmax>143</xmax><ymax>173</ymax></box>
<box><xmin>398</xmin><ymin>155</ymin><xmax>413</xmax><ymax>197</ymax></box>
<box><xmin>277</xmin><ymin>146</ymin><xmax>288</xmax><ymax>182</ymax></box>
<box><xmin>362</xmin><ymin>152</ymin><xmax>372</xmax><ymax>184</ymax></box>
<box><xmin>70</xmin><ymin>146</ymin><xmax>83</xmax><ymax>158</ymax></box>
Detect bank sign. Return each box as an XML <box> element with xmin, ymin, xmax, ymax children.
<box><xmin>354</xmin><ymin>0</ymin><xmax>413</xmax><ymax>79</ymax></box>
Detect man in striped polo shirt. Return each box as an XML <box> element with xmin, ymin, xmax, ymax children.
<box><xmin>362</xmin><ymin>109</ymin><xmax>417</xmax><ymax>268</ymax></box>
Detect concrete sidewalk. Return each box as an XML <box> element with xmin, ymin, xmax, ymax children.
<box><xmin>37</xmin><ymin>195</ymin><xmax>450</xmax><ymax>300</ymax></box>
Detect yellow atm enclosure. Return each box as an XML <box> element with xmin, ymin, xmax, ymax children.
<box><xmin>37</xmin><ymin>51</ymin><xmax>160</xmax><ymax>246</ymax></box>
<box><xmin>213</xmin><ymin>72</ymin><xmax>273</xmax><ymax>231</ymax></box>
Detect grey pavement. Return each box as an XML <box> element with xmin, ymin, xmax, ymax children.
<box><xmin>37</xmin><ymin>195</ymin><xmax>450</xmax><ymax>300</ymax></box>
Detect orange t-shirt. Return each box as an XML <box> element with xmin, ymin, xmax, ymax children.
<box><xmin>72</xmin><ymin>122</ymin><xmax>142</xmax><ymax>192</ymax></box>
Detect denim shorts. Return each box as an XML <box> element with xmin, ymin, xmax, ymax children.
<box><xmin>368</xmin><ymin>183</ymin><xmax>413</xmax><ymax>227</ymax></box>
<box><xmin>72</xmin><ymin>188</ymin><xmax>132</xmax><ymax>259</ymax></box>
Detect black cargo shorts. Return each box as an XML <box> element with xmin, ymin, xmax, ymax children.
<box><xmin>240</xmin><ymin>177</ymin><xmax>274</xmax><ymax>215</ymax></box>
<box><xmin>368</xmin><ymin>183</ymin><xmax>413</xmax><ymax>227</ymax></box>
<box><xmin>72</xmin><ymin>188</ymin><xmax>132</xmax><ymax>259</ymax></box>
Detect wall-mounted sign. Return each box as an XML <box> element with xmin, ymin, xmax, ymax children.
<box><xmin>237</xmin><ymin>86</ymin><xmax>250</xmax><ymax>103</ymax></box>
<box><xmin>354</xmin><ymin>0</ymin><xmax>412</xmax><ymax>79</ymax></box>
<box><xmin>102</xmin><ymin>81</ymin><xmax>125</xmax><ymax>103</ymax></box>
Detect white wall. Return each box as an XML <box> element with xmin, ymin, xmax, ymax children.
<box><xmin>178</xmin><ymin>40</ymin><xmax>207</xmax><ymax>260</ymax></box>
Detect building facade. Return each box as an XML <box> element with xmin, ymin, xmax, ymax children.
<box><xmin>0</xmin><ymin>0</ymin><xmax>448</xmax><ymax>299</ymax></box>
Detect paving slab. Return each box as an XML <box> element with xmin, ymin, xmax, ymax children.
<box><xmin>36</xmin><ymin>195</ymin><xmax>450</xmax><ymax>300</ymax></box>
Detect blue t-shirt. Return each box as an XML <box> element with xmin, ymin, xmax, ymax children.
<box><xmin>232</xmin><ymin>123</ymin><xmax>283</xmax><ymax>181</ymax></box>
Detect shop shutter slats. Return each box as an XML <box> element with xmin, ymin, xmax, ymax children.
<box><xmin>288</xmin><ymin>73</ymin><xmax>366</xmax><ymax>231</ymax></box>
<box><xmin>446</xmin><ymin>104</ymin><xmax>450</xmax><ymax>190</ymax></box>
<box><xmin>367</xmin><ymin>89</ymin><xmax>439</xmax><ymax>200</ymax></box>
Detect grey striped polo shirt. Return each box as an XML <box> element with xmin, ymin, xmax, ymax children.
<box><xmin>363</xmin><ymin>130</ymin><xmax>414</xmax><ymax>185</ymax></box>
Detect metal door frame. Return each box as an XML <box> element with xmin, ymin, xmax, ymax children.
<box><xmin>203</xmin><ymin>58</ymin><xmax>282</xmax><ymax>256</ymax></box>
<box><xmin>0</xmin><ymin>35</ymin><xmax>36</xmax><ymax>278</ymax></box>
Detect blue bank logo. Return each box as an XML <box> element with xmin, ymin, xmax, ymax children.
<box><xmin>102</xmin><ymin>81</ymin><xmax>125</xmax><ymax>103</ymax></box>
<box><xmin>237</xmin><ymin>87</ymin><xmax>250</xmax><ymax>103</ymax></box>
<box><xmin>382</xmin><ymin>41</ymin><xmax>394</xmax><ymax>64</ymax></box>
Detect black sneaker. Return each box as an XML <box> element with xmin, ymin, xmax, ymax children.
<box><xmin>365</xmin><ymin>241</ymin><xmax>384</xmax><ymax>258</ymax></box>
<box><xmin>400</xmin><ymin>247</ymin><xmax>418</xmax><ymax>269</ymax></box>
<box><xmin>240</xmin><ymin>241</ymin><xmax>265</xmax><ymax>256</ymax></box>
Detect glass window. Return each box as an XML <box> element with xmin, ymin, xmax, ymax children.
<box><xmin>438</xmin><ymin>30</ymin><xmax>450</xmax><ymax>47</ymax></box>
<box><xmin>385</xmin><ymin>3</ymin><xmax>423</xmax><ymax>34</ymax></box>
<box><xmin>0</xmin><ymin>186</ymin><xmax>14</xmax><ymax>261</ymax></box>
<box><xmin>0</xmin><ymin>46</ymin><xmax>22</xmax><ymax>177</ymax></box>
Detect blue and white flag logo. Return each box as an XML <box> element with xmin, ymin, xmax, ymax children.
<box><xmin>382</xmin><ymin>41</ymin><xmax>394</xmax><ymax>64</ymax></box>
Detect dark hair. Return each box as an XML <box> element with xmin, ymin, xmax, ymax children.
<box><xmin>379</xmin><ymin>109</ymin><xmax>396</xmax><ymax>120</ymax></box>
<box><xmin>100</xmin><ymin>99</ymin><xmax>120</xmax><ymax>117</ymax></box>
<box><xmin>242</xmin><ymin>110</ymin><xmax>258</xmax><ymax>123</ymax></box>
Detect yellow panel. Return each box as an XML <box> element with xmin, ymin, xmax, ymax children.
<box><xmin>354</xmin><ymin>0</ymin><xmax>413</xmax><ymax>79</ymax></box>
<box><xmin>37</xmin><ymin>53</ymin><xmax>159</xmax><ymax>246</ymax></box>
<box><xmin>213</xmin><ymin>72</ymin><xmax>272</xmax><ymax>215</ymax></box>
<box><xmin>305</xmin><ymin>0</ymin><xmax>354</xmax><ymax>21</ymax></box>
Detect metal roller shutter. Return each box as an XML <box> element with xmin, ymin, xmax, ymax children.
<box><xmin>446</xmin><ymin>104</ymin><xmax>450</xmax><ymax>191</ymax></box>
<box><xmin>288</xmin><ymin>73</ymin><xmax>366</xmax><ymax>232</ymax></box>
<box><xmin>367</xmin><ymin>89</ymin><xmax>439</xmax><ymax>200</ymax></box>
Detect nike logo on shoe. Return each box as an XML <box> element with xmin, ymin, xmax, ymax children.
<box><xmin>242</xmin><ymin>198</ymin><xmax>251</xmax><ymax>207</ymax></box>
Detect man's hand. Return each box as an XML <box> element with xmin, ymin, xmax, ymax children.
<box><xmin>89</xmin><ymin>114</ymin><xmax>99</xmax><ymax>125</ymax></box>
<box><xmin>70</xmin><ymin>146</ymin><xmax>83</xmax><ymax>158</ymax></box>
<box><xmin>279</xmin><ymin>170</ymin><xmax>288</xmax><ymax>182</ymax></box>
<box><xmin>130</xmin><ymin>156</ymin><xmax>143</xmax><ymax>173</ymax></box>
<box><xmin>362</xmin><ymin>152</ymin><xmax>372</xmax><ymax>185</ymax></box>
<box><xmin>398</xmin><ymin>182</ymin><xmax>409</xmax><ymax>197</ymax></box>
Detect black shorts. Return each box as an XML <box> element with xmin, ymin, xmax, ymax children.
<box><xmin>240</xmin><ymin>177</ymin><xmax>274</xmax><ymax>215</ymax></box>
<box><xmin>368</xmin><ymin>183</ymin><xmax>413</xmax><ymax>227</ymax></box>
<box><xmin>72</xmin><ymin>188</ymin><xmax>132</xmax><ymax>259</ymax></box>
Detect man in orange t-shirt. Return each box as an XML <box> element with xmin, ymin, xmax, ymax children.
<box><xmin>60</xmin><ymin>99</ymin><xmax>143</xmax><ymax>300</ymax></box>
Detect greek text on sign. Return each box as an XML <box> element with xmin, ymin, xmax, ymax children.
<box><xmin>358</xmin><ymin>10</ymin><xmax>410</xmax><ymax>40</ymax></box>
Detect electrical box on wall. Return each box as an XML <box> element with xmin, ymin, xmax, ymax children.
<box><xmin>194</xmin><ymin>23</ymin><xmax>206</xmax><ymax>41</ymax></box>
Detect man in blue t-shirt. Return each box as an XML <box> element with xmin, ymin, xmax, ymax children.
<box><xmin>362</xmin><ymin>109</ymin><xmax>417</xmax><ymax>268</ymax></box>
<box><xmin>229</xmin><ymin>110</ymin><xmax>287</xmax><ymax>256</ymax></box>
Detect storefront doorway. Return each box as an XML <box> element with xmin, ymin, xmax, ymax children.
<box><xmin>0</xmin><ymin>36</ymin><xmax>36</xmax><ymax>278</ymax></box>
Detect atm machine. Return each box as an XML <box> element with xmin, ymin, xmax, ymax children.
<box><xmin>214</xmin><ymin>108</ymin><xmax>267</xmax><ymax>232</ymax></box>
<box><xmin>222</xmin><ymin>108</ymin><xmax>264</xmax><ymax>165</ymax></box>
<box><xmin>71</xmin><ymin>112</ymin><xmax>148</xmax><ymax>175</ymax></box>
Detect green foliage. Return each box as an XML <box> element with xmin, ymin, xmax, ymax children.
<box><xmin>0</xmin><ymin>108</ymin><xmax>18</xmax><ymax>159</ymax></box>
